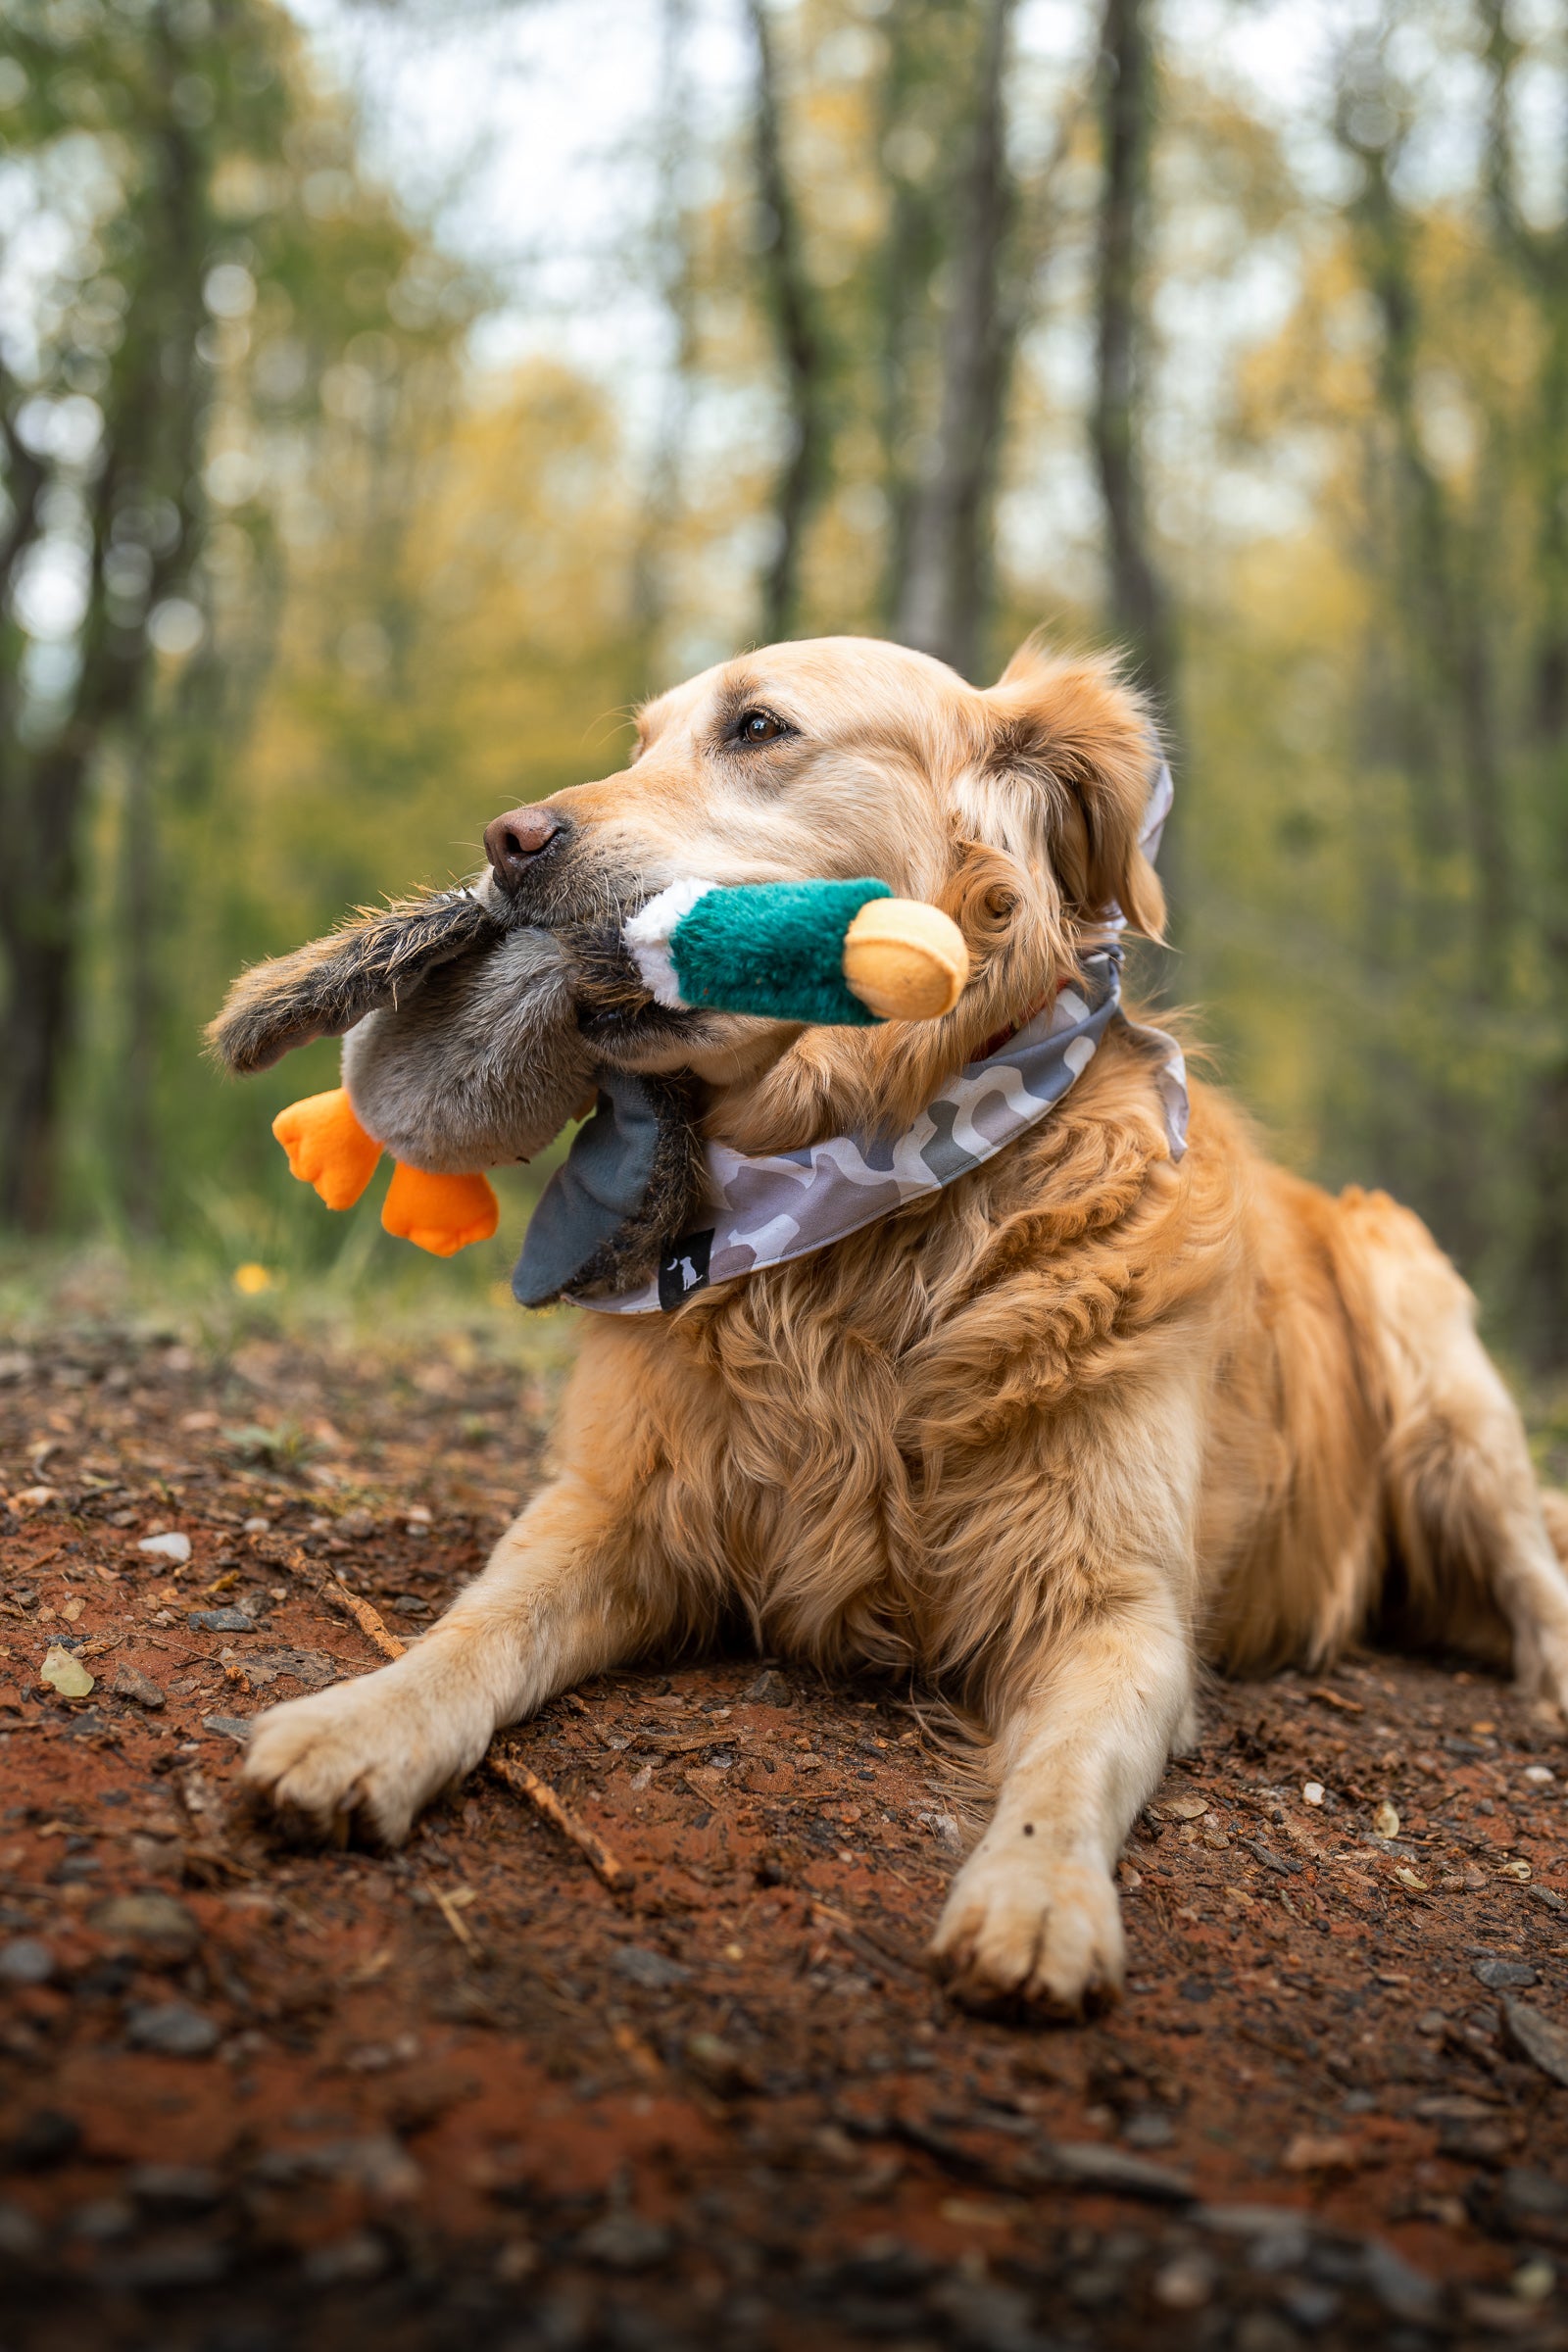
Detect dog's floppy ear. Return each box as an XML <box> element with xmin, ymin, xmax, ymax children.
<box><xmin>207</xmin><ymin>886</ymin><xmax>501</xmax><ymax>1076</ymax></box>
<box><xmin>983</xmin><ymin>640</ymin><xmax>1166</xmax><ymax>940</ymax></box>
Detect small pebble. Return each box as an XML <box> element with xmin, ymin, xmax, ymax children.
<box><xmin>91</xmin><ymin>1892</ymin><xmax>200</xmax><ymax>1959</ymax></box>
<box><xmin>575</xmin><ymin>2212</ymin><xmax>673</xmax><ymax>2272</ymax></box>
<box><xmin>68</xmin><ymin>2197</ymin><xmax>134</xmax><ymax>2242</ymax></box>
<box><xmin>0</xmin><ymin>1937</ymin><xmax>53</xmax><ymax>1986</ymax></box>
<box><xmin>201</xmin><ymin>1714</ymin><xmax>252</xmax><ymax>1744</ymax></box>
<box><xmin>1152</xmin><ymin>2252</ymin><xmax>1214</xmax><ymax>2310</ymax></box>
<box><xmin>1474</xmin><ymin>1957</ymin><xmax>1538</xmax><ymax>1991</ymax></box>
<box><xmin>1302</xmin><ymin>1782</ymin><xmax>1324</xmax><ymax>1806</ymax></box>
<box><xmin>123</xmin><ymin>2001</ymin><xmax>220</xmax><ymax>2058</ymax></box>
<box><xmin>137</xmin><ymin>1533</ymin><xmax>191</xmax><ymax>1565</ymax></box>
<box><xmin>111</xmin><ymin>1667</ymin><xmax>165</xmax><ymax>1709</ymax></box>
<box><xmin>1523</xmin><ymin>1765</ymin><xmax>1555</xmax><ymax>1787</ymax></box>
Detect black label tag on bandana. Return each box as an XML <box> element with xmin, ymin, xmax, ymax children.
<box><xmin>659</xmin><ymin>1228</ymin><xmax>713</xmax><ymax>1311</ymax></box>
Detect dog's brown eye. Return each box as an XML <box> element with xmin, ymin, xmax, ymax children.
<box><xmin>737</xmin><ymin>709</ymin><xmax>785</xmax><ymax>745</ymax></box>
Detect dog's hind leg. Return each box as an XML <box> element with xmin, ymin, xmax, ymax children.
<box><xmin>1348</xmin><ymin>1192</ymin><xmax>1568</xmax><ymax>1714</ymax></box>
<box><xmin>1380</xmin><ymin>1343</ymin><xmax>1568</xmax><ymax>1713</ymax></box>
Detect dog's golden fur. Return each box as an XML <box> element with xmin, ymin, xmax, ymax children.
<box><xmin>244</xmin><ymin>633</ymin><xmax>1568</xmax><ymax>2016</ymax></box>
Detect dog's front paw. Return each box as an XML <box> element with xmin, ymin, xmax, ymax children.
<box><xmin>928</xmin><ymin>1839</ymin><xmax>1124</xmax><ymax>2020</ymax></box>
<box><xmin>242</xmin><ymin>1668</ymin><xmax>468</xmax><ymax>1846</ymax></box>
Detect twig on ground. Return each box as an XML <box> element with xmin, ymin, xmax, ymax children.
<box><xmin>1309</xmin><ymin>1685</ymin><xmax>1364</xmax><ymax>1714</ymax></box>
<box><xmin>319</xmin><ymin>1578</ymin><xmax>405</xmax><ymax>1661</ymax></box>
<box><xmin>432</xmin><ymin>1885</ymin><xmax>478</xmax><ymax>1949</ymax></box>
<box><xmin>487</xmin><ymin>1745</ymin><xmax>628</xmax><ymax>1889</ymax></box>
<box><xmin>810</xmin><ymin>1898</ymin><xmax>929</xmax><ymax>1985</ymax></box>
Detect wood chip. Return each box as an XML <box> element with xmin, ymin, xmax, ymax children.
<box><xmin>810</xmin><ymin>1899</ymin><xmax>929</xmax><ymax>1986</ymax></box>
<box><xmin>319</xmin><ymin>1579</ymin><xmax>405</xmax><ymax>1661</ymax></box>
<box><xmin>1282</xmin><ymin>2132</ymin><xmax>1363</xmax><ymax>2174</ymax></box>
<box><xmin>487</xmin><ymin>1746</ymin><xmax>627</xmax><ymax>1889</ymax></box>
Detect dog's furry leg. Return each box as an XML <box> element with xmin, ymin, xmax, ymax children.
<box><xmin>927</xmin><ymin>1380</ymin><xmax>1201</xmax><ymax>2020</ymax></box>
<box><xmin>243</xmin><ymin>1474</ymin><xmax>661</xmax><ymax>1844</ymax></box>
<box><xmin>928</xmin><ymin>1579</ymin><xmax>1192</xmax><ymax>2019</ymax></box>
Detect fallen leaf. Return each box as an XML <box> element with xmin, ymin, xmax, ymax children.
<box><xmin>39</xmin><ymin>1645</ymin><xmax>93</xmax><ymax>1698</ymax></box>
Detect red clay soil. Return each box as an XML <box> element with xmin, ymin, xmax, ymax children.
<box><xmin>2</xmin><ymin>1317</ymin><xmax>1568</xmax><ymax>2352</ymax></box>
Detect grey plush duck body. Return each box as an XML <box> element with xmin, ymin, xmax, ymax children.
<box><xmin>208</xmin><ymin>874</ymin><xmax>708</xmax><ymax>1302</ymax></box>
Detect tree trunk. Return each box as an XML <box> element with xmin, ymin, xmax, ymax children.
<box><xmin>628</xmin><ymin>0</ymin><xmax>695</xmax><ymax>689</ymax></box>
<box><xmin>1480</xmin><ymin>1</ymin><xmax>1568</xmax><ymax>1361</ymax></box>
<box><xmin>0</xmin><ymin>25</ymin><xmax>207</xmax><ymax>1229</ymax></box>
<box><xmin>1343</xmin><ymin>110</ymin><xmax>1509</xmax><ymax>994</ymax></box>
<box><xmin>747</xmin><ymin>0</ymin><xmax>827</xmax><ymax>643</ymax></box>
<box><xmin>891</xmin><ymin>0</ymin><xmax>1019</xmax><ymax>679</ymax></box>
<box><xmin>1089</xmin><ymin>0</ymin><xmax>1177</xmax><ymax>728</ymax></box>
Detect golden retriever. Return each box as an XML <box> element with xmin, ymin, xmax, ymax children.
<box><xmin>242</xmin><ymin>634</ymin><xmax>1568</xmax><ymax>2016</ymax></box>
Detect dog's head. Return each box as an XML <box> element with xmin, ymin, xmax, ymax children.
<box><xmin>485</xmin><ymin>633</ymin><xmax>1165</xmax><ymax>1148</ymax></box>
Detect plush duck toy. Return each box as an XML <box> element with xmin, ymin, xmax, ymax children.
<box><xmin>211</xmin><ymin>875</ymin><xmax>968</xmax><ymax>1268</ymax></box>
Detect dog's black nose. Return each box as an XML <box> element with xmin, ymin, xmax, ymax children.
<box><xmin>485</xmin><ymin>804</ymin><xmax>563</xmax><ymax>893</ymax></box>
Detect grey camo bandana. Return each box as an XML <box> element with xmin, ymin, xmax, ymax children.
<box><xmin>582</xmin><ymin>946</ymin><xmax>1187</xmax><ymax>1317</ymax></box>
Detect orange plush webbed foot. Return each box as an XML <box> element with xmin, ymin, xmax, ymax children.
<box><xmin>381</xmin><ymin>1163</ymin><xmax>499</xmax><ymax>1256</ymax></box>
<box><xmin>272</xmin><ymin>1089</ymin><xmax>382</xmax><ymax>1209</ymax></box>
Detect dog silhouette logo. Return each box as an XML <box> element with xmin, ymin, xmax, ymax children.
<box><xmin>659</xmin><ymin>1229</ymin><xmax>713</xmax><ymax>1312</ymax></box>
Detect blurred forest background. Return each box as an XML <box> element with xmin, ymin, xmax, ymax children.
<box><xmin>3</xmin><ymin>0</ymin><xmax>1567</xmax><ymax>1365</ymax></box>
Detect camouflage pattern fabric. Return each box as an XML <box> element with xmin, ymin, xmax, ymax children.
<box><xmin>585</xmin><ymin>948</ymin><xmax>1188</xmax><ymax>1316</ymax></box>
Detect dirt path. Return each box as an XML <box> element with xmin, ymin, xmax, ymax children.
<box><xmin>2</xmin><ymin>1317</ymin><xmax>1567</xmax><ymax>2349</ymax></box>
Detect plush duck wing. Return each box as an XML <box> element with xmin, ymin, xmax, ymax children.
<box><xmin>207</xmin><ymin>885</ymin><xmax>501</xmax><ymax>1076</ymax></box>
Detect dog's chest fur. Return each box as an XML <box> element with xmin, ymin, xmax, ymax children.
<box><xmin>583</xmin><ymin>1035</ymin><xmax>1232</xmax><ymax>1684</ymax></box>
